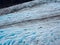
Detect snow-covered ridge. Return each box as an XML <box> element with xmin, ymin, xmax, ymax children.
<box><xmin>0</xmin><ymin>0</ymin><xmax>60</xmax><ymax>15</ymax></box>
<box><xmin>0</xmin><ymin>3</ymin><xmax>60</xmax><ymax>27</ymax></box>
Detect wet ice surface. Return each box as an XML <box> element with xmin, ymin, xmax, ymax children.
<box><xmin>0</xmin><ymin>1</ymin><xmax>60</xmax><ymax>45</ymax></box>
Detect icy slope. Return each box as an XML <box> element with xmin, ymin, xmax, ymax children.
<box><xmin>0</xmin><ymin>16</ymin><xmax>60</xmax><ymax>45</ymax></box>
<box><xmin>0</xmin><ymin>0</ymin><xmax>60</xmax><ymax>45</ymax></box>
<box><xmin>0</xmin><ymin>0</ymin><xmax>60</xmax><ymax>15</ymax></box>
<box><xmin>0</xmin><ymin>3</ymin><xmax>60</xmax><ymax>27</ymax></box>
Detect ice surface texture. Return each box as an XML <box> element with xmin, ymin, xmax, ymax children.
<box><xmin>0</xmin><ymin>19</ymin><xmax>60</xmax><ymax>45</ymax></box>
<box><xmin>0</xmin><ymin>0</ymin><xmax>60</xmax><ymax>15</ymax></box>
<box><xmin>0</xmin><ymin>3</ymin><xmax>60</xmax><ymax>27</ymax></box>
<box><xmin>0</xmin><ymin>0</ymin><xmax>60</xmax><ymax>45</ymax></box>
